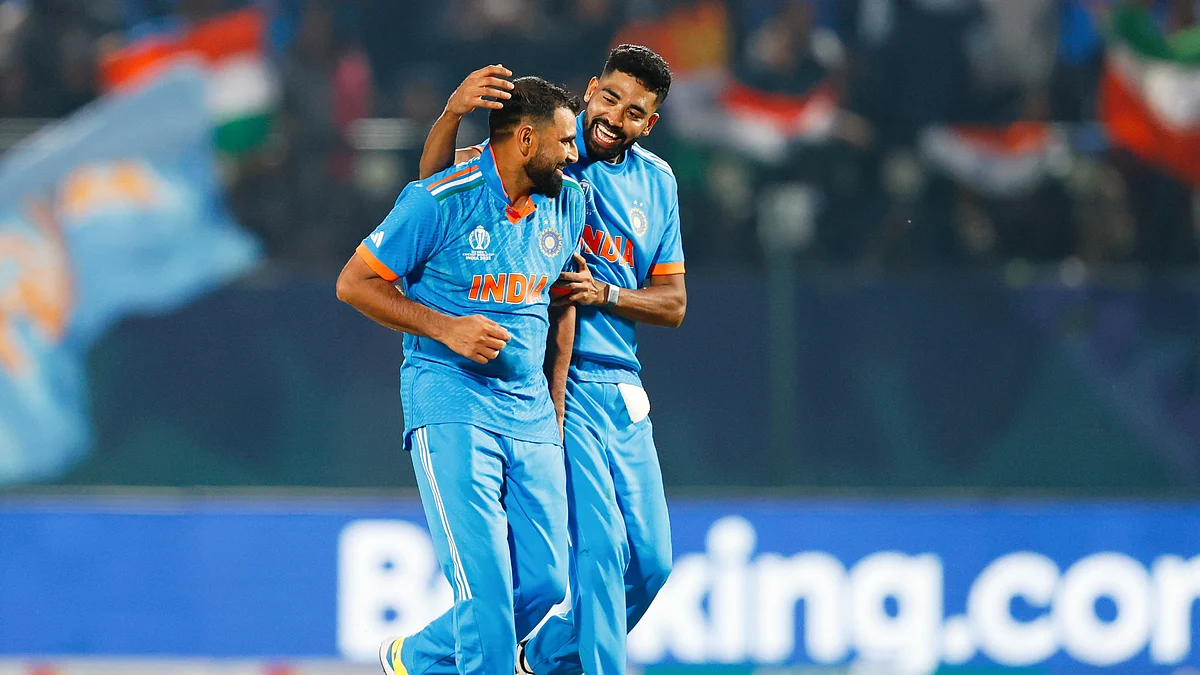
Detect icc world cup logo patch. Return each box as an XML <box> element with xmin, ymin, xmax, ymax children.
<box><xmin>464</xmin><ymin>225</ymin><xmax>494</xmax><ymax>261</ymax></box>
<box><xmin>469</xmin><ymin>226</ymin><xmax>491</xmax><ymax>251</ymax></box>
<box><xmin>539</xmin><ymin>228</ymin><xmax>563</xmax><ymax>257</ymax></box>
<box><xmin>630</xmin><ymin>203</ymin><xmax>648</xmax><ymax>237</ymax></box>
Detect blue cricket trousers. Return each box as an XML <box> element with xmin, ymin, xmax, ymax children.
<box><xmin>525</xmin><ymin>377</ymin><xmax>673</xmax><ymax>675</ymax></box>
<box><xmin>398</xmin><ymin>423</ymin><xmax>569</xmax><ymax>675</ymax></box>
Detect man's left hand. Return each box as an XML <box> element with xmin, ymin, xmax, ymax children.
<box><xmin>551</xmin><ymin>253</ymin><xmax>608</xmax><ymax>307</ymax></box>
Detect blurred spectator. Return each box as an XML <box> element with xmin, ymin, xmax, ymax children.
<box><xmin>357</xmin><ymin>1</ymin><xmax>441</xmax><ymax>89</ymax></box>
<box><xmin>1054</xmin><ymin>0</ymin><xmax>1108</xmax><ymax>120</ymax></box>
<box><xmin>12</xmin><ymin>0</ymin><xmax>103</xmax><ymax>116</ymax></box>
<box><xmin>437</xmin><ymin>0</ymin><xmax>550</xmax><ymax>82</ymax></box>
<box><xmin>548</xmin><ymin>0</ymin><xmax>626</xmax><ymax>88</ymax></box>
<box><xmin>276</xmin><ymin>0</ymin><xmax>374</xmax><ymax>267</ymax></box>
<box><xmin>966</xmin><ymin>0</ymin><xmax>1058</xmax><ymax>114</ymax></box>
<box><xmin>849</xmin><ymin>0</ymin><xmax>977</xmax><ymax>144</ymax></box>
<box><xmin>737</xmin><ymin>0</ymin><xmax>832</xmax><ymax>95</ymax></box>
<box><xmin>0</xmin><ymin>64</ymin><xmax>30</xmax><ymax>117</ymax></box>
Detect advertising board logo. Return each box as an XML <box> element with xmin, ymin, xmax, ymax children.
<box><xmin>628</xmin><ymin>518</ymin><xmax>1200</xmax><ymax>673</ymax></box>
<box><xmin>339</xmin><ymin>515</ymin><xmax>1200</xmax><ymax>672</ymax></box>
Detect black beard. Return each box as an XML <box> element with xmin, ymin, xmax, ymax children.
<box><xmin>584</xmin><ymin>116</ymin><xmax>633</xmax><ymax>161</ymax></box>
<box><xmin>525</xmin><ymin>158</ymin><xmax>564</xmax><ymax>198</ymax></box>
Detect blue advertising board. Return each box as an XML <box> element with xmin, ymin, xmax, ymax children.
<box><xmin>1</xmin><ymin>496</ymin><xmax>1197</xmax><ymax>674</ymax></box>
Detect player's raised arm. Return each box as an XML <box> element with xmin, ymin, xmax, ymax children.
<box><xmin>419</xmin><ymin>65</ymin><xmax>512</xmax><ymax>179</ymax></box>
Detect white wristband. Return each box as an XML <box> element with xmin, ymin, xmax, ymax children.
<box><xmin>604</xmin><ymin>283</ymin><xmax>620</xmax><ymax>308</ymax></box>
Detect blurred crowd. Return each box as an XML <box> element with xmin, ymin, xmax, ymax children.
<box><xmin>1</xmin><ymin>0</ymin><xmax>1198</xmax><ymax>272</ymax></box>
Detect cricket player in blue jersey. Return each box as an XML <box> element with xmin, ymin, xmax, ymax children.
<box><xmin>419</xmin><ymin>46</ymin><xmax>686</xmax><ymax>675</ymax></box>
<box><xmin>337</xmin><ymin>77</ymin><xmax>589</xmax><ymax>675</ymax></box>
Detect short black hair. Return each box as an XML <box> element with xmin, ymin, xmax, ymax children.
<box><xmin>601</xmin><ymin>44</ymin><xmax>672</xmax><ymax>104</ymax></box>
<box><xmin>489</xmin><ymin>76</ymin><xmax>580</xmax><ymax>138</ymax></box>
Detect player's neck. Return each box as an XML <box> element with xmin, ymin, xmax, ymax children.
<box><xmin>491</xmin><ymin>143</ymin><xmax>536</xmax><ymax>206</ymax></box>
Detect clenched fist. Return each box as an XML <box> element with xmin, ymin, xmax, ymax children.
<box><xmin>440</xmin><ymin>314</ymin><xmax>511</xmax><ymax>364</ymax></box>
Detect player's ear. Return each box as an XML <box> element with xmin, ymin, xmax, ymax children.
<box><xmin>583</xmin><ymin>77</ymin><xmax>599</xmax><ymax>104</ymax></box>
<box><xmin>517</xmin><ymin>123</ymin><xmax>536</xmax><ymax>156</ymax></box>
<box><xmin>641</xmin><ymin>112</ymin><xmax>660</xmax><ymax>138</ymax></box>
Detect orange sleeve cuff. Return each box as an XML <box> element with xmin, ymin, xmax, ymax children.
<box><xmin>650</xmin><ymin>262</ymin><xmax>686</xmax><ymax>276</ymax></box>
<box><xmin>356</xmin><ymin>243</ymin><xmax>400</xmax><ymax>282</ymax></box>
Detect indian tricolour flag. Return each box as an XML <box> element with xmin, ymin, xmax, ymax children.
<box><xmin>920</xmin><ymin>123</ymin><xmax>1071</xmax><ymax>197</ymax></box>
<box><xmin>722</xmin><ymin>80</ymin><xmax>839</xmax><ymax>143</ymax></box>
<box><xmin>100</xmin><ymin>8</ymin><xmax>278</xmax><ymax>155</ymax></box>
<box><xmin>1100</xmin><ymin>4</ymin><xmax>1200</xmax><ymax>185</ymax></box>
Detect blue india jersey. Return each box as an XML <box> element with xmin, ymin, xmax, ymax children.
<box><xmin>566</xmin><ymin>112</ymin><xmax>685</xmax><ymax>381</ymax></box>
<box><xmin>357</xmin><ymin>147</ymin><xmax>587</xmax><ymax>445</ymax></box>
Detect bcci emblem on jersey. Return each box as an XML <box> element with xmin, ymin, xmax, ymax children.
<box><xmin>630</xmin><ymin>203</ymin><xmax>648</xmax><ymax>237</ymax></box>
<box><xmin>465</xmin><ymin>226</ymin><xmax>494</xmax><ymax>262</ymax></box>
<box><xmin>539</xmin><ymin>228</ymin><xmax>563</xmax><ymax>257</ymax></box>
